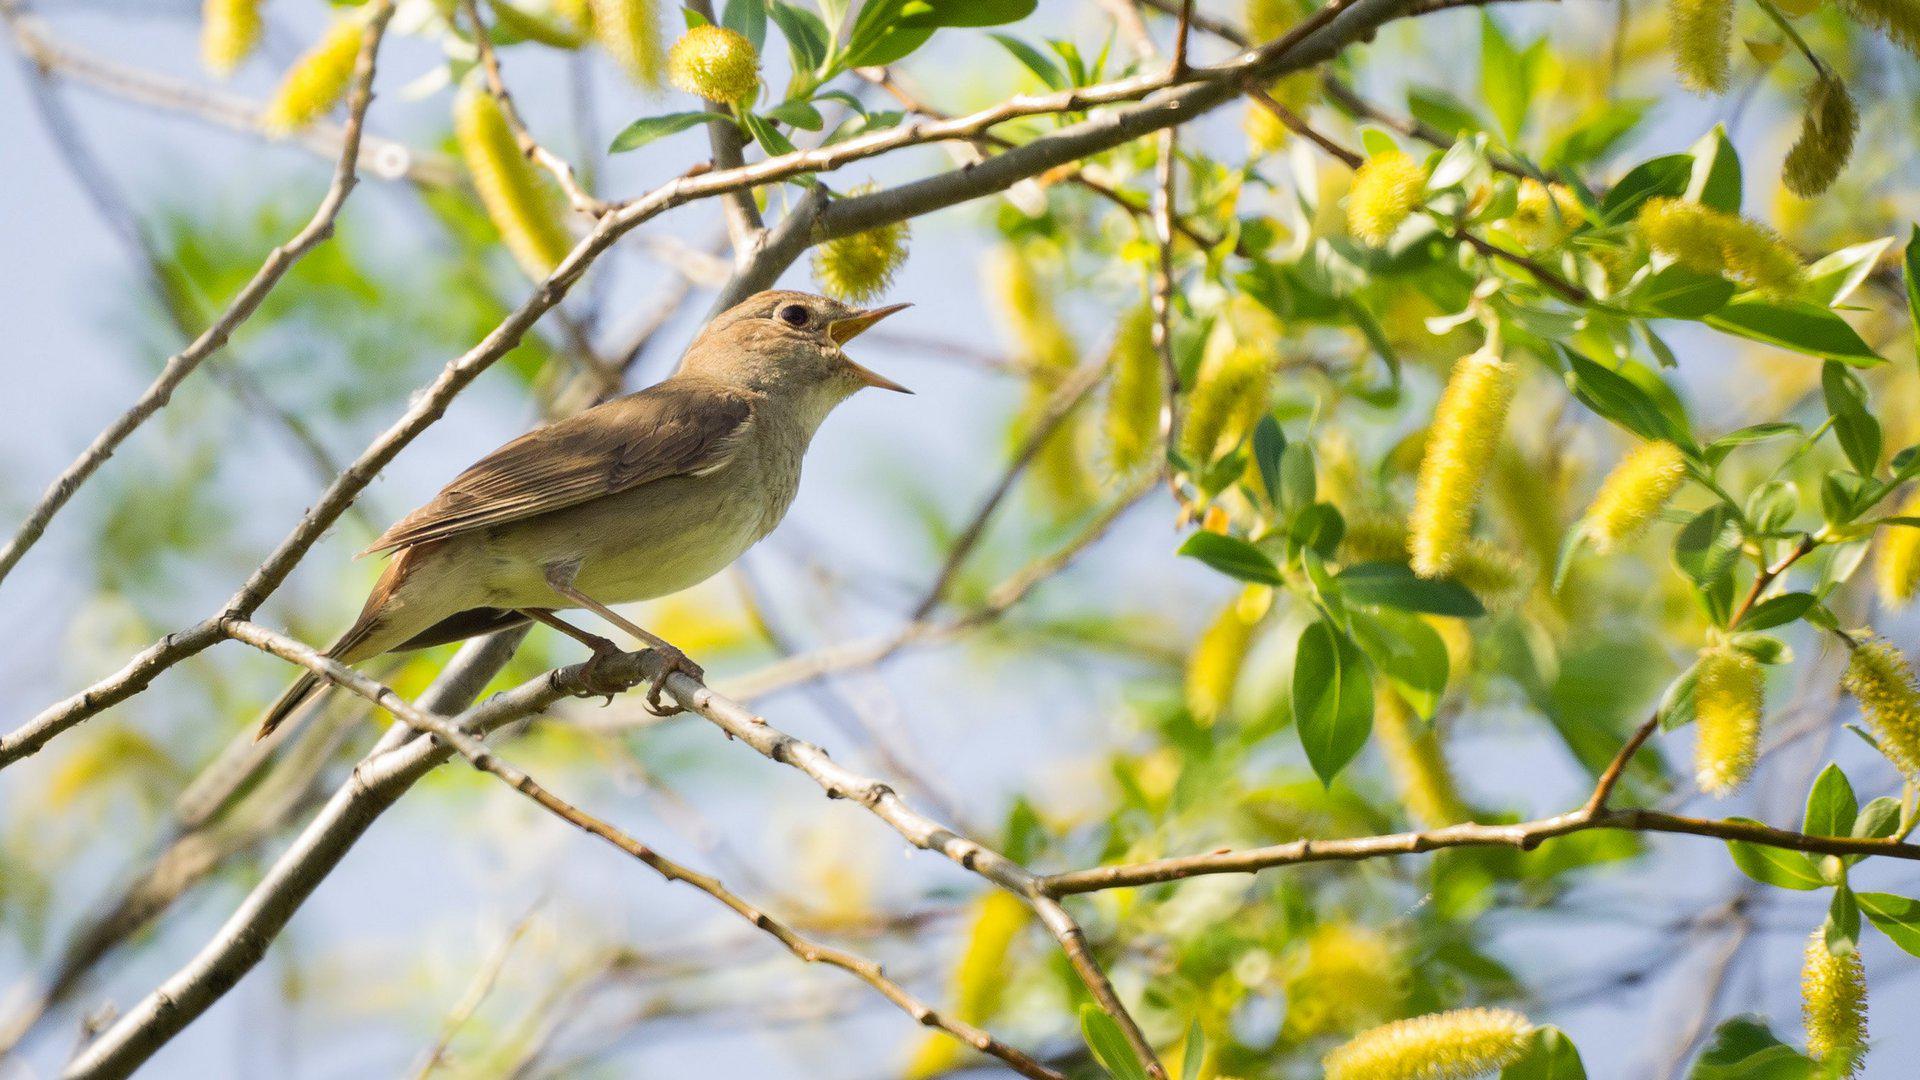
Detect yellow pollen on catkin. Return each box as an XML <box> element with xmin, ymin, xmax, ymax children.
<box><xmin>1875</xmin><ymin>489</ymin><xmax>1920</xmax><ymax>606</ymax></box>
<box><xmin>1105</xmin><ymin>305</ymin><xmax>1163</xmax><ymax>474</ymax></box>
<box><xmin>905</xmin><ymin>890</ymin><xmax>1031</xmax><ymax>1078</ymax></box>
<box><xmin>453</xmin><ymin>79</ymin><xmax>575</xmax><ymax>281</ymax></box>
<box><xmin>1638</xmin><ymin>197</ymin><xmax>1803</xmax><ymax>294</ymax></box>
<box><xmin>1374</xmin><ymin>688</ymin><xmax>1469</xmax><ymax>828</ymax></box>
<box><xmin>1284</xmin><ymin>923</ymin><xmax>1407</xmax><ymax>1038</ymax></box>
<box><xmin>262</xmin><ymin>16</ymin><xmax>365</xmax><ymax>134</ymax></box>
<box><xmin>1837</xmin><ymin>0</ymin><xmax>1920</xmax><ymax>59</ymax></box>
<box><xmin>1784</xmin><ymin>77</ymin><xmax>1859</xmax><ymax>198</ymax></box>
<box><xmin>1669</xmin><ymin>0</ymin><xmax>1734</xmax><ymax>93</ymax></box>
<box><xmin>1842</xmin><ymin>638</ymin><xmax>1920</xmax><ymax>777</ymax></box>
<box><xmin>1348</xmin><ymin>150</ymin><xmax>1428</xmax><ymax>246</ymax></box>
<box><xmin>1340</xmin><ymin>512</ymin><xmax>1525</xmax><ymax>604</ymax></box>
<box><xmin>987</xmin><ymin>247</ymin><xmax>1093</xmax><ymax>512</ymax></box>
<box><xmin>590</xmin><ymin>0</ymin><xmax>663</xmax><ymax>85</ymax></box>
<box><xmin>1507</xmin><ymin>179</ymin><xmax>1585</xmax><ymax>249</ymax></box>
<box><xmin>1802</xmin><ymin>931</ymin><xmax>1868</xmax><ymax>1077</ymax></box>
<box><xmin>1584</xmin><ymin>440</ymin><xmax>1688</xmax><ymax>553</ymax></box>
<box><xmin>667</xmin><ymin>24</ymin><xmax>759</xmax><ymax>104</ymax></box>
<box><xmin>1409</xmin><ymin>349</ymin><xmax>1516</xmax><ymax>579</ymax></box>
<box><xmin>812</xmin><ymin>189</ymin><xmax>908</xmax><ymax>303</ymax></box>
<box><xmin>1186</xmin><ymin>585</ymin><xmax>1270</xmax><ymax>725</ymax></box>
<box><xmin>1323</xmin><ymin>1007</ymin><xmax>1534</xmax><ymax>1080</ymax></box>
<box><xmin>1694</xmin><ymin>645</ymin><xmax>1762</xmax><ymax>796</ymax></box>
<box><xmin>1180</xmin><ymin>344</ymin><xmax>1272</xmax><ymax>464</ymax></box>
<box><xmin>201</xmin><ymin>0</ymin><xmax>262</xmax><ymax>77</ymax></box>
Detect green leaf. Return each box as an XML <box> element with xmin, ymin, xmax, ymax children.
<box><xmin>1803</xmin><ymin>763</ymin><xmax>1858</xmax><ymax>837</ymax></box>
<box><xmin>741</xmin><ymin>111</ymin><xmax>798</xmax><ymax>156</ymax></box>
<box><xmin>1826</xmin><ymin>885</ymin><xmax>1861</xmax><ymax>954</ymax></box>
<box><xmin>1406</xmin><ymin>86</ymin><xmax>1488</xmax><ymax>140</ymax></box>
<box><xmin>1724</xmin><ymin>820</ymin><xmax>1826</xmax><ymax>889</ymax></box>
<box><xmin>1673</xmin><ymin>505</ymin><xmax>1742</xmax><ymax>588</ymax></box>
<box><xmin>608</xmin><ymin>112</ymin><xmax>731</xmax><ymax>153</ymax></box>
<box><xmin>1252</xmin><ymin>416</ymin><xmax>1286</xmax><ymax>503</ymax></box>
<box><xmin>1599</xmin><ymin>154</ymin><xmax>1692</xmax><ymax>224</ymax></box>
<box><xmin>1706</xmin><ymin>300</ymin><xmax>1884</xmax><ymax>366</ymax></box>
<box><xmin>765</xmin><ymin>99</ymin><xmax>824</xmax><ymax>130</ymax></box>
<box><xmin>1502</xmin><ymin>1026</ymin><xmax>1587</xmax><ymax>1080</ymax></box>
<box><xmin>1705</xmin><ymin>422</ymin><xmax>1800</xmax><ymax>468</ymax></box>
<box><xmin>1851</xmin><ymin>796</ymin><xmax>1900</xmax><ymax>841</ymax></box>
<box><xmin>1907</xmin><ymin>225</ymin><xmax>1920</xmax><ymax>377</ymax></box>
<box><xmin>1350</xmin><ymin>610</ymin><xmax>1449</xmax><ymax>720</ymax></box>
<box><xmin>1480</xmin><ymin>14</ymin><xmax>1530</xmax><ymax>141</ymax></box>
<box><xmin>1735</xmin><ymin>592</ymin><xmax>1815</xmax><ymax>632</ymax></box>
<box><xmin>722</xmin><ymin>0</ymin><xmax>768</xmax><ymax>50</ymax></box>
<box><xmin>1179</xmin><ymin>1019</ymin><xmax>1206</xmax><ymax>1080</ymax></box>
<box><xmin>1279</xmin><ymin>442</ymin><xmax>1316</xmax><ymax>511</ymax></box>
<box><xmin>989</xmin><ymin>33</ymin><xmax>1067</xmax><ymax>89</ymax></box>
<box><xmin>1803</xmin><ymin>236</ymin><xmax>1893</xmax><ymax>308</ymax></box>
<box><xmin>1638</xmin><ymin>264</ymin><xmax>1735</xmax><ymax>318</ymax></box>
<box><xmin>487</xmin><ymin>0</ymin><xmax>589</xmax><ymax>47</ymax></box>
<box><xmin>1822</xmin><ymin>361</ymin><xmax>1882</xmax><ymax>475</ymax></box>
<box><xmin>1562</xmin><ymin>348</ymin><xmax>1689</xmax><ymax>447</ymax></box>
<box><xmin>1684</xmin><ymin>125</ymin><xmax>1742</xmax><ymax>213</ymax></box>
<box><xmin>900</xmin><ymin>0</ymin><xmax>1036</xmax><ymax>27</ymax></box>
<box><xmin>1079</xmin><ymin>1004</ymin><xmax>1150</xmax><ymax>1080</ymax></box>
<box><xmin>1178</xmin><ymin>532</ymin><xmax>1283</xmax><ymax>585</ymax></box>
<box><xmin>1293</xmin><ymin>619</ymin><xmax>1375</xmax><ymax>785</ymax></box>
<box><xmin>768</xmin><ymin>1</ymin><xmax>830</xmax><ymax>73</ymax></box>
<box><xmin>1858</xmin><ymin>892</ymin><xmax>1920</xmax><ymax>956</ymax></box>
<box><xmin>1334</xmin><ymin>562</ymin><xmax>1487</xmax><ymax>617</ymax></box>
<box><xmin>1688</xmin><ymin>1016</ymin><xmax>1816</xmax><ymax>1080</ymax></box>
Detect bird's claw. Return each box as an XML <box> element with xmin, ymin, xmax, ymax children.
<box><xmin>644</xmin><ymin>645</ymin><xmax>703</xmax><ymax>716</ymax></box>
<box><xmin>578</xmin><ymin>639</ymin><xmax>625</xmax><ymax>706</ymax></box>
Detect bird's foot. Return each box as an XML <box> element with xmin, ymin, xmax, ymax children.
<box><xmin>578</xmin><ymin>638</ymin><xmax>627</xmax><ymax>707</ymax></box>
<box><xmin>643</xmin><ymin>644</ymin><xmax>703</xmax><ymax>716</ymax></box>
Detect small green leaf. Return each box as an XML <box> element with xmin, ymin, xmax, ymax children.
<box><xmin>765</xmin><ymin>99</ymin><xmax>824</xmax><ymax>130</ymax></box>
<box><xmin>1599</xmin><ymin>153</ymin><xmax>1692</xmax><ymax>224</ymax></box>
<box><xmin>900</xmin><ymin>0</ymin><xmax>1036</xmax><ymax>27</ymax></box>
<box><xmin>1803</xmin><ymin>236</ymin><xmax>1893</xmax><ymax>308</ymax></box>
<box><xmin>742</xmin><ymin>111</ymin><xmax>798</xmax><ymax>155</ymax></box>
<box><xmin>1688</xmin><ymin>1016</ymin><xmax>1816</xmax><ymax>1080</ymax></box>
<box><xmin>1683</xmin><ymin>124</ymin><xmax>1742</xmax><ymax>213</ymax></box>
<box><xmin>1480</xmin><ymin>14</ymin><xmax>1530</xmax><ymax>141</ymax></box>
<box><xmin>1851</xmin><ymin>796</ymin><xmax>1901</xmax><ymax>841</ymax></box>
<box><xmin>609</xmin><ymin>112</ymin><xmax>731</xmax><ymax>153</ymax></box>
<box><xmin>1826</xmin><ymin>886</ymin><xmax>1861</xmax><ymax>954</ymax></box>
<box><xmin>1858</xmin><ymin>892</ymin><xmax>1920</xmax><ymax>956</ymax></box>
<box><xmin>1706</xmin><ymin>300</ymin><xmax>1884</xmax><ymax>366</ymax></box>
<box><xmin>1562</xmin><ymin>348</ymin><xmax>1688</xmax><ymax>447</ymax></box>
<box><xmin>1638</xmin><ymin>264</ymin><xmax>1735</xmax><ymax>318</ymax></box>
<box><xmin>1178</xmin><ymin>532</ymin><xmax>1282</xmax><ymax>586</ymax></box>
<box><xmin>1179</xmin><ymin>1019</ymin><xmax>1206</xmax><ymax>1080</ymax></box>
<box><xmin>722</xmin><ymin>0</ymin><xmax>768</xmax><ymax>50</ymax></box>
<box><xmin>768</xmin><ymin>1</ymin><xmax>831</xmax><ymax>73</ymax></box>
<box><xmin>1822</xmin><ymin>361</ymin><xmax>1883</xmax><ymax>475</ymax></box>
<box><xmin>1293</xmin><ymin>619</ymin><xmax>1375</xmax><ymax>785</ymax></box>
<box><xmin>1079</xmin><ymin>1004</ymin><xmax>1150</xmax><ymax>1080</ymax></box>
<box><xmin>1735</xmin><ymin>592</ymin><xmax>1816</xmax><ymax>632</ymax></box>
<box><xmin>1334</xmin><ymin>562</ymin><xmax>1488</xmax><ymax>617</ymax></box>
<box><xmin>1906</xmin><ymin>224</ymin><xmax>1920</xmax><ymax>377</ymax></box>
<box><xmin>1673</xmin><ymin>505</ymin><xmax>1743</xmax><ymax>588</ymax></box>
<box><xmin>1725</xmin><ymin>821</ymin><xmax>1826</xmax><ymax>889</ymax></box>
<box><xmin>1502</xmin><ymin>1026</ymin><xmax>1587</xmax><ymax>1080</ymax></box>
<box><xmin>989</xmin><ymin>33</ymin><xmax>1067</xmax><ymax>90</ymax></box>
<box><xmin>1802</xmin><ymin>763</ymin><xmax>1858</xmax><ymax>837</ymax></box>
<box><xmin>1252</xmin><ymin>416</ymin><xmax>1286</xmax><ymax>503</ymax></box>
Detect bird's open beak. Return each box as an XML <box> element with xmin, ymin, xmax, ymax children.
<box><xmin>829</xmin><ymin>302</ymin><xmax>913</xmax><ymax>394</ymax></box>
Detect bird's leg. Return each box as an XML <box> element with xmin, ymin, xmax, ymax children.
<box><xmin>520</xmin><ymin>608</ymin><xmax>624</xmax><ymax>704</ymax></box>
<box><xmin>541</xmin><ymin>564</ymin><xmax>703</xmax><ymax>715</ymax></box>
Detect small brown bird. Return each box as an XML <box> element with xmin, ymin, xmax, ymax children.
<box><xmin>259</xmin><ymin>290</ymin><xmax>910</xmax><ymax>737</ymax></box>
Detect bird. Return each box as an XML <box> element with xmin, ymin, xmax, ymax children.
<box><xmin>258</xmin><ymin>289</ymin><xmax>911</xmax><ymax>739</ymax></box>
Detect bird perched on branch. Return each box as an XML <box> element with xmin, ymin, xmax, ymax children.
<box><xmin>259</xmin><ymin>290</ymin><xmax>911</xmax><ymax>738</ymax></box>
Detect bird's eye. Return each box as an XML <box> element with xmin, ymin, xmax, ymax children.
<box><xmin>778</xmin><ymin>304</ymin><xmax>810</xmax><ymax>327</ymax></box>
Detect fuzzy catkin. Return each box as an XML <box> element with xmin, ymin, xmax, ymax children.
<box><xmin>1507</xmin><ymin>179</ymin><xmax>1584</xmax><ymax>249</ymax></box>
<box><xmin>1669</xmin><ymin>0</ymin><xmax>1734</xmax><ymax>93</ymax></box>
<box><xmin>666</xmin><ymin>25</ymin><xmax>758</xmax><ymax>103</ymax></box>
<box><xmin>1105</xmin><ymin>305</ymin><xmax>1162</xmax><ymax>474</ymax></box>
<box><xmin>1323</xmin><ymin>1008</ymin><xmax>1533</xmax><ymax>1080</ymax></box>
<box><xmin>812</xmin><ymin>190</ymin><xmax>908</xmax><ymax>303</ymax></box>
<box><xmin>1185</xmin><ymin>586</ymin><xmax>1268</xmax><ymax>725</ymax></box>
<box><xmin>1842</xmin><ymin>638</ymin><xmax>1920</xmax><ymax>777</ymax></box>
<box><xmin>453</xmin><ymin>80</ymin><xmax>575</xmax><ymax>281</ymax></box>
<box><xmin>1374</xmin><ymin>688</ymin><xmax>1469</xmax><ymax>828</ymax></box>
<box><xmin>1409</xmin><ymin>350</ymin><xmax>1516</xmax><ymax>579</ymax></box>
<box><xmin>590</xmin><ymin>0</ymin><xmax>663</xmax><ymax>85</ymax></box>
<box><xmin>905</xmin><ymin>890</ymin><xmax>1030</xmax><ymax>1078</ymax></box>
<box><xmin>1784</xmin><ymin>77</ymin><xmax>1859</xmax><ymax>198</ymax></box>
<box><xmin>1348</xmin><ymin>150</ymin><xmax>1427</xmax><ymax>246</ymax></box>
<box><xmin>201</xmin><ymin>0</ymin><xmax>262</xmax><ymax>77</ymax></box>
<box><xmin>1340</xmin><ymin>512</ymin><xmax>1526</xmax><ymax>604</ymax></box>
<box><xmin>1284</xmin><ymin>923</ymin><xmax>1407</xmax><ymax>1038</ymax></box>
<box><xmin>1802</xmin><ymin>931</ymin><xmax>1868</xmax><ymax>1077</ymax></box>
<box><xmin>1876</xmin><ymin>489</ymin><xmax>1920</xmax><ymax>606</ymax></box>
<box><xmin>262</xmin><ymin>16</ymin><xmax>364</xmax><ymax>133</ymax></box>
<box><xmin>1694</xmin><ymin>645</ymin><xmax>1763</xmax><ymax>797</ymax></box>
<box><xmin>1837</xmin><ymin>0</ymin><xmax>1920</xmax><ymax>59</ymax></box>
<box><xmin>1585</xmin><ymin>440</ymin><xmax>1688</xmax><ymax>553</ymax></box>
<box><xmin>1180</xmin><ymin>344</ymin><xmax>1271</xmax><ymax>463</ymax></box>
<box><xmin>1638</xmin><ymin>197</ymin><xmax>1803</xmax><ymax>294</ymax></box>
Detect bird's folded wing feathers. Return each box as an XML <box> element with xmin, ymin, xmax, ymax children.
<box><xmin>360</xmin><ymin>381</ymin><xmax>756</xmax><ymax>556</ymax></box>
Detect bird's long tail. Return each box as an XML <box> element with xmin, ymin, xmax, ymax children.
<box><xmin>255</xmin><ymin>619</ymin><xmax>377</xmax><ymax>742</ymax></box>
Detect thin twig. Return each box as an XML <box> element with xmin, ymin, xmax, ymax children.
<box><xmin>408</xmin><ymin>907</ymin><xmax>540</xmax><ymax>1079</ymax></box>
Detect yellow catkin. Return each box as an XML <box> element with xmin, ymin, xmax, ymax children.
<box><xmin>1842</xmin><ymin>638</ymin><xmax>1920</xmax><ymax>777</ymax></box>
<box><xmin>1186</xmin><ymin>586</ymin><xmax>1270</xmax><ymax>725</ymax></box>
<box><xmin>1324</xmin><ymin>1007</ymin><xmax>1533</xmax><ymax>1080</ymax></box>
<box><xmin>1638</xmin><ymin>197</ymin><xmax>1803</xmax><ymax>294</ymax></box>
<box><xmin>556</xmin><ymin>0</ymin><xmax>592</xmax><ymax>31</ymax></box>
<box><xmin>1285</xmin><ymin>923</ymin><xmax>1407</xmax><ymax>1038</ymax></box>
<box><xmin>1584</xmin><ymin>440</ymin><xmax>1688</xmax><ymax>553</ymax></box>
<box><xmin>1105</xmin><ymin>305</ymin><xmax>1163</xmax><ymax>474</ymax></box>
<box><xmin>1409</xmin><ymin>349</ymin><xmax>1517</xmax><ymax>579</ymax></box>
<box><xmin>1668</xmin><ymin>0</ymin><xmax>1734</xmax><ymax>93</ymax></box>
<box><xmin>1348</xmin><ymin>150</ymin><xmax>1428</xmax><ymax>246</ymax></box>
<box><xmin>987</xmin><ymin>247</ymin><xmax>1092</xmax><ymax>511</ymax></box>
<box><xmin>1875</xmin><ymin>489</ymin><xmax>1920</xmax><ymax>606</ymax></box>
<box><xmin>1802</xmin><ymin>931</ymin><xmax>1868</xmax><ymax>1077</ymax></box>
<box><xmin>1837</xmin><ymin>0</ymin><xmax>1920</xmax><ymax>58</ymax></box>
<box><xmin>812</xmin><ymin>191</ymin><xmax>908</xmax><ymax>303</ymax></box>
<box><xmin>1507</xmin><ymin>179</ymin><xmax>1585</xmax><ymax>249</ymax></box>
<box><xmin>201</xmin><ymin>0</ymin><xmax>262</xmax><ymax>77</ymax></box>
<box><xmin>1694</xmin><ymin>645</ymin><xmax>1762</xmax><ymax>796</ymax></box>
<box><xmin>666</xmin><ymin>24</ymin><xmax>758</xmax><ymax>104</ymax></box>
<box><xmin>262</xmin><ymin>15</ymin><xmax>365</xmax><ymax>134</ymax></box>
<box><xmin>1341</xmin><ymin>512</ymin><xmax>1525</xmax><ymax>604</ymax></box>
<box><xmin>590</xmin><ymin>0</ymin><xmax>663</xmax><ymax>85</ymax></box>
<box><xmin>1180</xmin><ymin>345</ymin><xmax>1272</xmax><ymax>464</ymax></box>
<box><xmin>904</xmin><ymin>891</ymin><xmax>1032</xmax><ymax>1078</ymax></box>
<box><xmin>453</xmin><ymin>79</ymin><xmax>575</xmax><ymax>281</ymax></box>
<box><xmin>1374</xmin><ymin>688</ymin><xmax>1469</xmax><ymax>828</ymax></box>
<box><xmin>1784</xmin><ymin>77</ymin><xmax>1859</xmax><ymax>198</ymax></box>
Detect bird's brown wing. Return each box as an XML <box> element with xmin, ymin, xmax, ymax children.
<box><xmin>360</xmin><ymin>380</ymin><xmax>756</xmax><ymax>556</ymax></box>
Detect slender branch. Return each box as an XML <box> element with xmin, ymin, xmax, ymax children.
<box><xmin>0</xmin><ymin>0</ymin><xmax>396</xmax><ymax>590</ymax></box>
<box><xmin>408</xmin><ymin>907</ymin><xmax>538</xmax><ymax>1079</ymax></box>
<box><xmin>460</xmin><ymin>0</ymin><xmax>608</xmax><ymax>217</ymax></box>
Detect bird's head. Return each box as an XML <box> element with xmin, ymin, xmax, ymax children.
<box><xmin>681</xmin><ymin>291</ymin><xmax>912</xmax><ymax>405</ymax></box>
